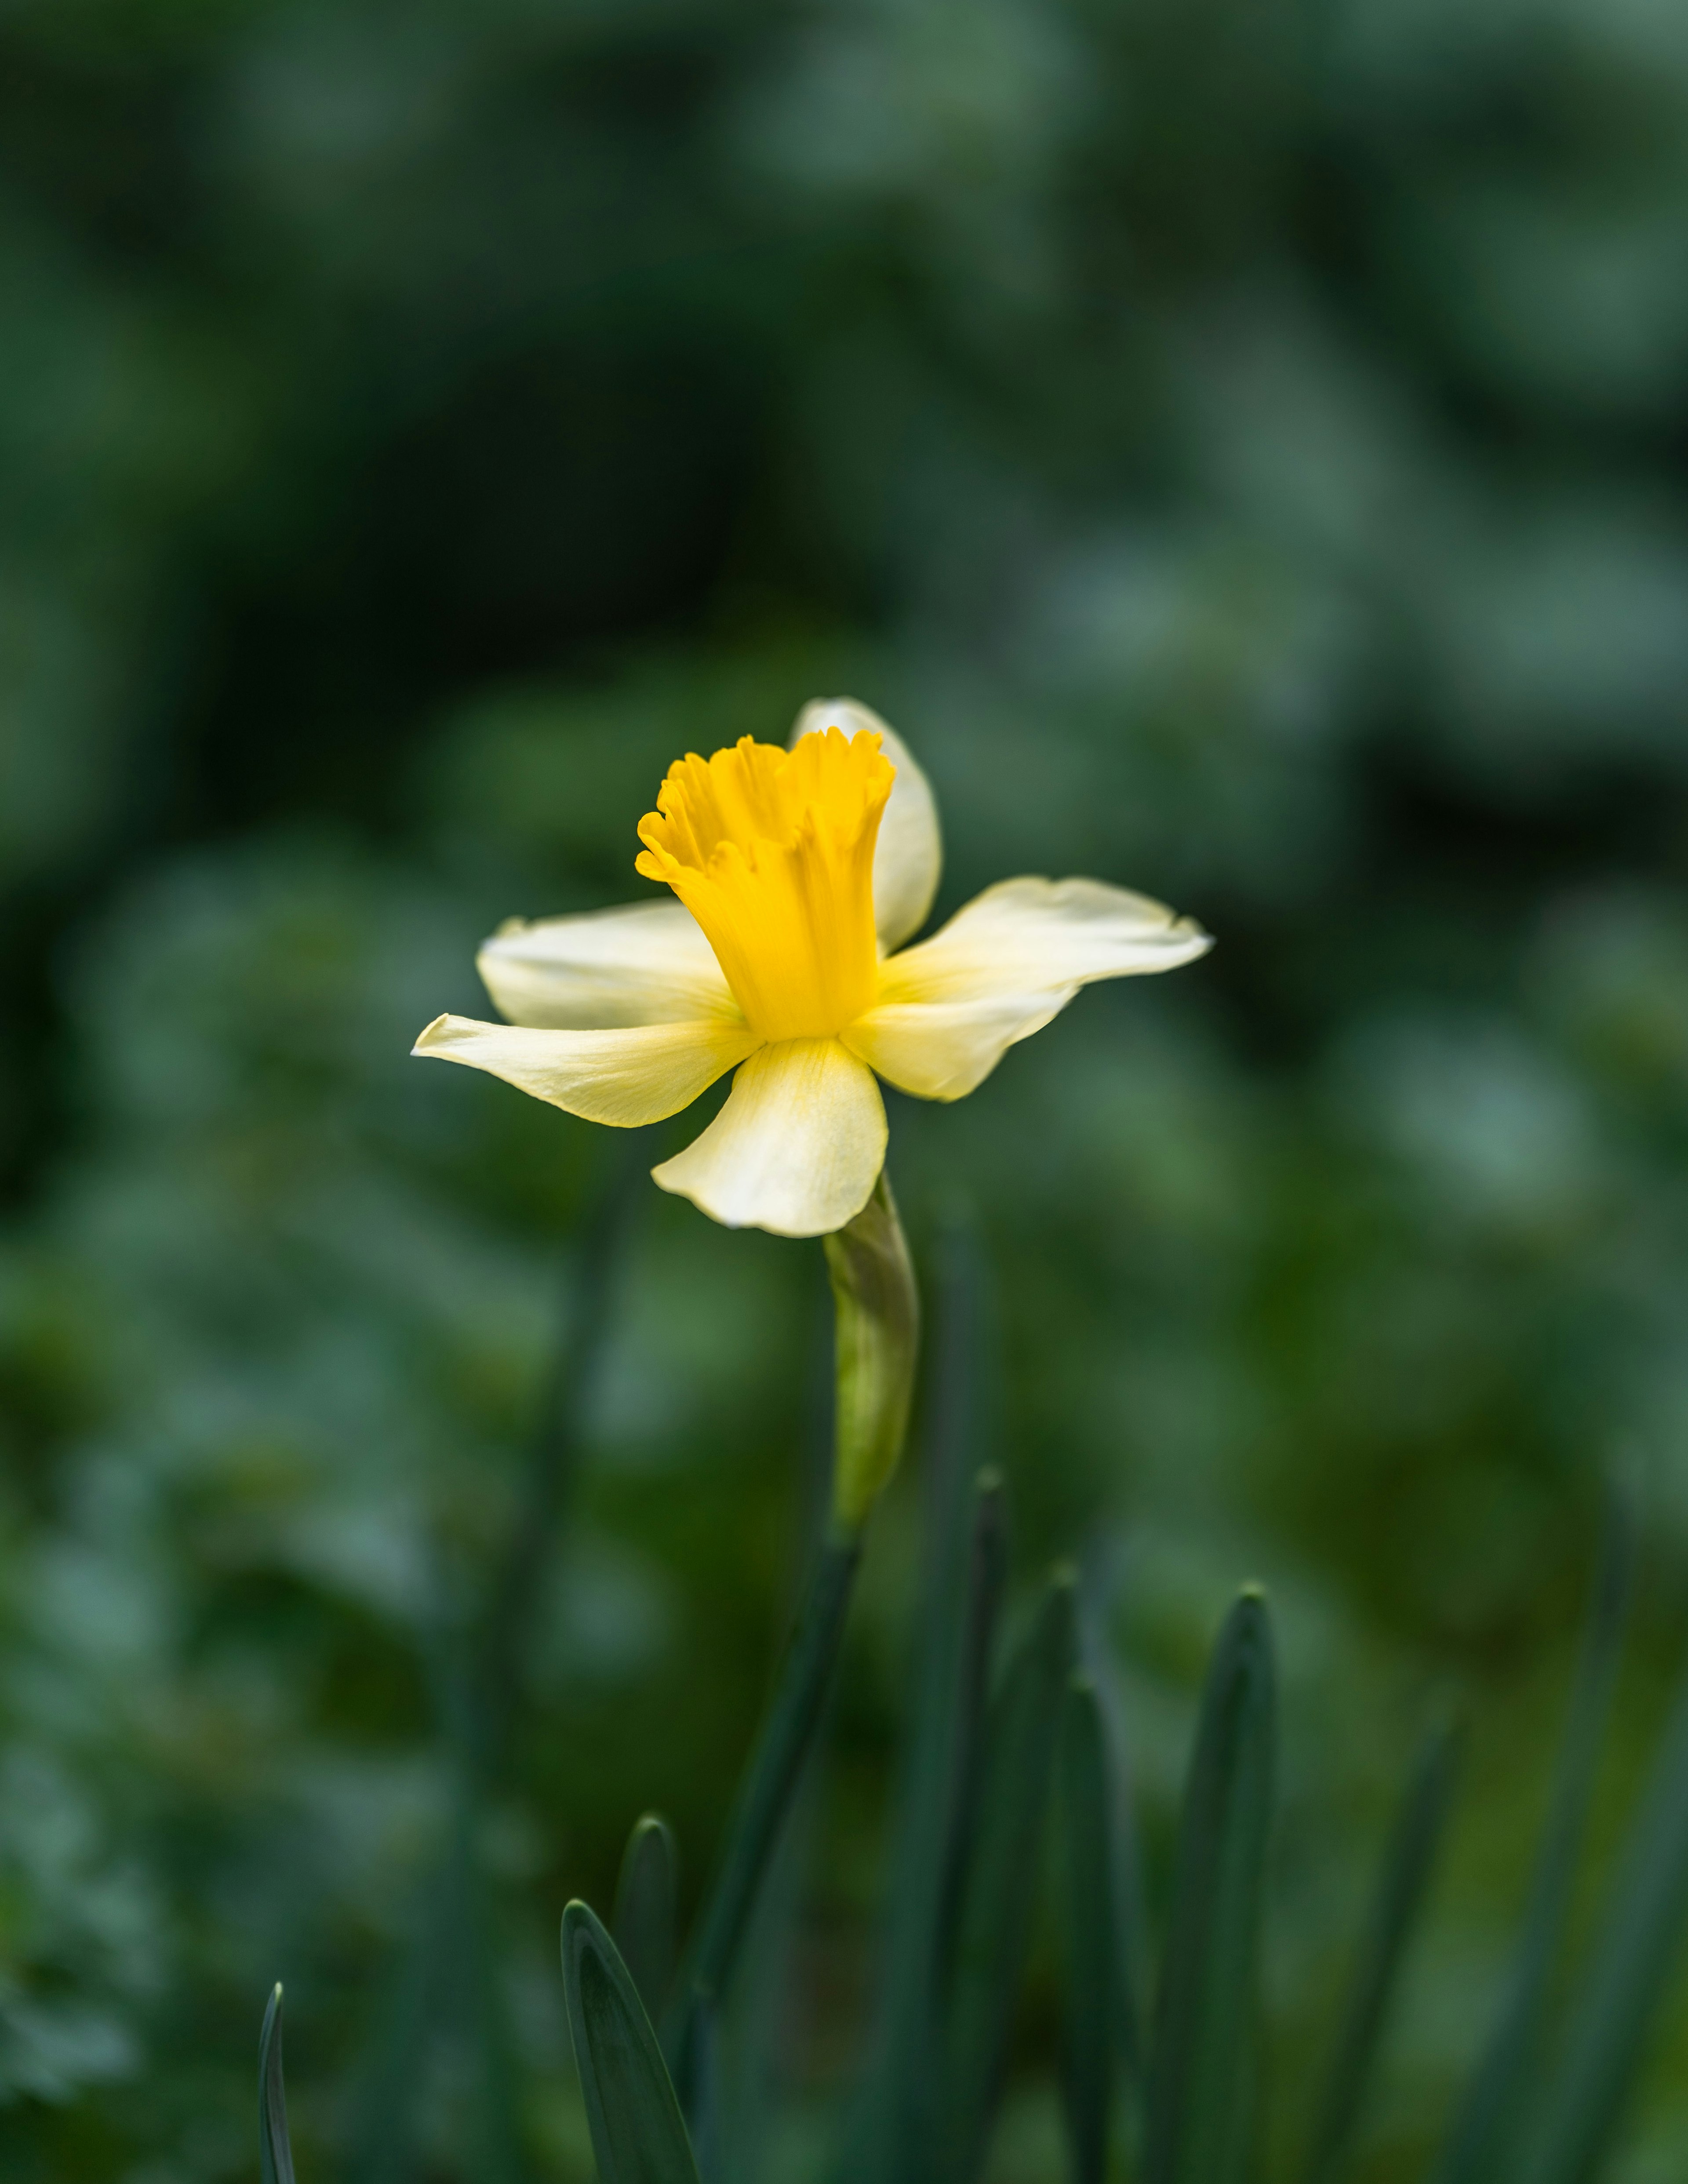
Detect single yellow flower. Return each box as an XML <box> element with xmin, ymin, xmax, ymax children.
<box><xmin>414</xmin><ymin>700</ymin><xmax>1211</xmax><ymax>1238</ymax></box>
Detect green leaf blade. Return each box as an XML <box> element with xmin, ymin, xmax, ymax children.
<box><xmin>259</xmin><ymin>1984</ymin><xmax>297</xmax><ymax>2184</ymax></box>
<box><xmin>615</xmin><ymin>1814</ymin><xmax>679</xmax><ymax>2022</ymax></box>
<box><xmin>844</xmin><ymin>1465</ymin><xmax>1010</xmax><ymax>2184</ymax></box>
<box><xmin>1059</xmin><ymin>1675</ymin><xmax>1124</xmax><ymax>2184</ymax></box>
<box><xmin>1436</xmin><ymin>1490</ymin><xmax>1637</xmax><ymax>2184</ymax></box>
<box><xmin>1521</xmin><ymin>1654</ymin><xmax>1688</xmax><ymax>2184</ymax></box>
<box><xmin>939</xmin><ymin>1566</ymin><xmax>1079</xmax><ymax>2184</ymax></box>
<box><xmin>563</xmin><ymin>1901</ymin><xmax>702</xmax><ymax>2184</ymax></box>
<box><xmin>1304</xmin><ymin>1719</ymin><xmax>1461</xmax><ymax>2184</ymax></box>
<box><xmin>1144</xmin><ymin>1587</ymin><xmax>1277</xmax><ymax>2184</ymax></box>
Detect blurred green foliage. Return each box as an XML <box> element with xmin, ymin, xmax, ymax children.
<box><xmin>1</xmin><ymin>0</ymin><xmax>1688</xmax><ymax>2176</ymax></box>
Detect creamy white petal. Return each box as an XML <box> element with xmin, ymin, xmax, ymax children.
<box><xmin>413</xmin><ymin>1013</ymin><xmax>759</xmax><ymax>1125</ymax></box>
<box><xmin>844</xmin><ymin>988</ymin><xmax>1073</xmax><ymax>1101</ymax></box>
<box><xmin>791</xmin><ymin>697</ymin><xmax>941</xmax><ymax>952</ymax></box>
<box><xmin>652</xmin><ymin>1036</ymin><xmax>887</xmax><ymax>1237</ymax></box>
<box><xmin>477</xmin><ymin>898</ymin><xmax>737</xmax><ymax>1029</ymax></box>
<box><xmin>877</xmin><ymin>876</ymin><xmax>1210</xmax><ymax>1007</ymax></box>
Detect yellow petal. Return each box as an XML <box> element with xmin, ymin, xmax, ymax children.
<box><xmin>477</xmin><ymin>899</ymin><xmax>737</xmax><ymax>1029</ymax></box>
<box><xmin>844</xmin><ymin>989</ymin><xmax>1073</xmax><ymax>1101</ymax></box>
<box><xmin>413</xmin><ymin>1013</ymin><xmax>759</xmax><ymax>1125</ymax></box>
<box><xmin>878</xmin><ymin>876</ymin><xmax>1210</xmax><ymax>1007</ymax></box>
<box><xmin>652</xmin><ymin>1037</ymin><xmax>887</xmax><ymax>1237</ymax></box>
<box><xmin>790</xmin><ymin>698</ymin><xmax>942</xmax><ymax>952</ymax></box>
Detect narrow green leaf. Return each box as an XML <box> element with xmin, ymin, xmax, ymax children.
<box><xmin>685</xmin><ymin>1995</ymin><xmax>724</xmax><ymax>2184</ymax></box>
<box><xmin>562</xmin><ymin>1901</ymin><xmax>702</xmax><ymax>2184</ymax></box>
<box><xmin>1436</xmin><ymin>1491</ymin><xmax>1637</xmax><ymax>2184</ymax></box>
<box><xmin>939</xmin><ymin>1567</ymin><xmax>1079</xmax><ymax>2184</ymax></box>
<box><xmin>1519</xmin><ymin>1648</ymin><xmax>1688</xmax><ymax>2184</ymax></box>
<box><xmin>844</xmin><ymin>1465</ymin><xmax>1009</xmax><ymax>2184</ymax></box>
<box><xmin>1089</xmin><ymin>1658</ymin><xmax>1151</xmax><ymax>2100</ymax></box>
<box><xmin>258</xmin><ymin>1984</ymin><xmax>297</xmax><ymax>2184</ymax></box>
<box><xmin>936</xmin><ymin>1473</ymin><xmax>1012</xmax><ymax>1969</ymax></box>
<box><xmin>615</xmin><ymin>1815</ymin><xmax>679</xmax><ymax>2021</ymax></box>
<box><xmin>1304</xmin><ymin>1719</ymin><xmax>1461</xmax><ymax>2184</ymax></box>
<box><xmin>1144</xmin><ymin>1587</ymin><xmax>1277</xmax><ymax>2184</ymax></box>
<box><xmin>1059</xmin><ymin>1675</ymin><xmax>1123</xmax><ymax>2184</ymax></box>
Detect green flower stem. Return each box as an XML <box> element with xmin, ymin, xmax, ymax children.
<box><xmin>825</xmin><ymin>1170</ymin><xmax>920</xmax><ymax>1532</ymax></box>
<box><xmin>663</xmin><ymin>1525</ymin><xmax>862</xmax><ymax>2079</ymax></box>
<box><xmin>664</xmin><ymin>1172</ymin><xmax>919</xmax><ymax>2093</ymax></box>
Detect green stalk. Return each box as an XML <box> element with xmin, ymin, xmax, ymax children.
<box><xmin>663</xmin><ymin>1526</ymin><xmax>862</xmax><ymax>2084</ymax></box>
<box><xmin>840</xmin><ymin>1221</ymin><xmax>997</xmax><ymax>2184</ymax></box>
<box><xmin>664</xmin><ymin>1172</ymin><xmax>919</xmax><ymax>2100</ymax></box>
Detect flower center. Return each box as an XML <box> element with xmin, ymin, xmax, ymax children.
<box><xmin>635</xmin><ymin>729</ymin><xmax>893</xmax><ymax>1043</ymax></box>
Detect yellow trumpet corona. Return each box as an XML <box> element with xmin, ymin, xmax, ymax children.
<box><xmin>634</xmin><ymin>729</ymin><xmax>891</xmax><ymax>1045</ymax></box>
<box><xmin>415</xmin><ymin>700</ymin><xmax>1211</xmax><ymax>1239</ymax></box>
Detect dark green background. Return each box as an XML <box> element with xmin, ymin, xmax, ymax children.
<box><xmin>2</xmin><ymin>0</ymin><xmax>1687</xmax><ymax>2177</ymax></box>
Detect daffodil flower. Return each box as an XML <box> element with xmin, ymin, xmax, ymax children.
<box><xmin>414</xmin><ymin>700</ymin><xmax>1211</xmax><ymax>1239</ymax></box>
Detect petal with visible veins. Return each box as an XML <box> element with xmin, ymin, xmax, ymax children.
<box><xmin>477</xmin><ymin>899</ymin><xmax>737</xmax><ymax>1029</ymax></box>
<box><xmin>878</xmin><ymin>876</ymin><xmax>1210</xmax><ymax>1007</ymax></box>
<box><xmin>414</xmin><ymin>1013</ymin><xmax>760</xmax><ymax>1125</ymax></box>
<box><xmin>844</xmin><ymin>988</ymin><xmax>1073</xmax><ymax>1101</ymax></box>
<box><xmin>652</xmin><ymin>1037</ymin><xmax>887</xmax><ymax>1236</ymax></box>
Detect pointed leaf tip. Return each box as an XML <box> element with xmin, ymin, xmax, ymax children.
<box><xmin>563</xmin><ymin>1900</ymin><xmax>701</xmax><ymax>2184</ymax></box>
<box><xmin>258</xmin><ymin>1982</ymin><xmax>296</xmax><ymax>2184</ymax></box>
<box><xmin>1145</xmin><ymin>1590</ymin><xmax>1276</xmax><ymax>2184</ymax></box>
<box><xmin>1059</xmin><ymin>1674</ymin><xmax>1127</xmax><ymax>2184</ymax></box>
<box><xmin>615</xmin><ymin>1813</ymin><xmax>679</xmax><ymax>2020</ymax></box>
<box><xmin>940</xmin><ymin>1569</ymin><xmax>1080</xmax><ymax>2183</ymax></box>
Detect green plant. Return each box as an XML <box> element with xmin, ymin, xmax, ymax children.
<box><xmin>250</xmin><ymin>1451</ymin><xmax>1688</xmax><ymax>2184</ymax></box>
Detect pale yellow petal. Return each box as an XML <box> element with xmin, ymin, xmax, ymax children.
<box><xmin>791</xmin><ymin>697</ymin><xmax>942</xmax><ymax>952</ymax></box>
<box><xmin>878</xmin><ymin>876</ymin><xmax>1210</xmax><ymax>1007</ymax></box>
<box><xmin>844</xmin><ymin>989</ymin><xmax>1073</xmax><ymax>1101</ymax></box>
<box><xmin>652</xmin><ymin>1036</ymin><xmax>887</xmax><ymax>1237</ymax></box>
<box><xmin>477</xmin><ymin>899</ymin><xmax>737</xmax><ymax>1028</ymax></box>
<box><xmin>413</xmin><ymin>1013</ymin><xmax>759</xmax><ymax>1125</ymax></box>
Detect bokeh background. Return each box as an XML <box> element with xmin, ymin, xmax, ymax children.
<box><xmin>4</xmin><ymin>0</ymin><xmax>1688</xmax><ymax>2178</ymax></box>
